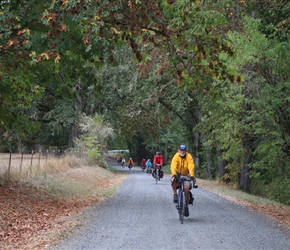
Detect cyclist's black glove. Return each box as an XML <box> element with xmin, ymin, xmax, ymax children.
<box><xmin>190</xmin><ymin>176</ymin><xmax>196</xmax><ymax>183</ymax></box>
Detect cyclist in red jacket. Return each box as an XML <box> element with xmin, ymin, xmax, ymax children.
<box><xmin>153</xmin><ymin>151</ymin><xmax>163</xmax><ymax>178</ymax></box>
<box><xmin>141</xmin><ymin>158</ymin><xmax>146</xmax><ymax>171</ymax></box>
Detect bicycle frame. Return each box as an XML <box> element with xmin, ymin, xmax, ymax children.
<box><xmin>175</xmin><ymin>176</ymin><xmax>198</xmax><ymax>224</ymax></box>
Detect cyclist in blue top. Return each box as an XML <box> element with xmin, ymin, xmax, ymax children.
<box><xmin>146</xmin><ymin>159</ymin><xmax>152</xmax><ymax>174</ymax></box>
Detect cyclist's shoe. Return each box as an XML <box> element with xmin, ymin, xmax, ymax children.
<box><xmin>173</xmin><ymin>194</ymin><xmax>178</xmax><ymax>204</ymax></box>
<box><xmin>189</xmin><ymin>197</ymin><xmax>194</xmax><ymax>205</ymax></box>
<box><xmin>189</xmin><ymin>191</ymin><xmax>194</xmax><ymax>205</ymax></box>
<box><xmin>184</xmin><ymin>207</ymin><xmax>189</xmax><ymax>217</ymax></box>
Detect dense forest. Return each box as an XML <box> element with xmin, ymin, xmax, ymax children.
<box><xmin>0</xmin><ymin>0</ymin><xmax>289</xmax><ymax>205</ymax></box>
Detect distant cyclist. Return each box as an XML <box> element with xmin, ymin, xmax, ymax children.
<box><xmin>146</xmin><ymin>159</ymin><xmax>152</xmax><ymax>174</ymax></box>
<box><xmin>141</xmin><ymin>158</ymin><xmax>146</xmax><ymax>171</ymax></box>
<box><xmin>128</xmin><ymin>158</ymin><xmax>133</xmax><ymax>169</ymax></box>
<box><xmin>171</xmin><ymin>144</ymin><xmax>196</xmax><ymax>217</ymax></box>
<box><xmin>121</xmin><ymin>158</ymin><xmax>126</xmax><ymax>168</ymax></box>
<box><xmin>152</xmin><ymin>151</ymin><xmax>163</xmax><ymax>178</ymax></box>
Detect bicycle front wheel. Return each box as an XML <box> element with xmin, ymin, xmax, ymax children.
<box><xmin>155</xmin><ymin>169</ymin><xmax>159</xmax><ymax>184</ymax></box>
<box><xmin>181</xmin><ymin>191</ymin><xmax>186</xmax><ymax>224</ymax></box>
<box><xmin>178</xmin><ymin>191</ymin><xmax>183</xmax><ymax>223</ymax></box>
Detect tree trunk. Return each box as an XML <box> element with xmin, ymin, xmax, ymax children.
<box><xmin>70</xmin><ymin>123</ymin><xmax>81</xmax><ymax>147</ymax></box>
<box><xmin>240</xmin><ymin>137</ymin><xmax>254</xmax><ymax>193</ymax></box>
<box><xmin>193</xmin><ymin>132</ymin><xmax>200</xmax><ymax>176</ymax></box>
<box><xmin>163</xmin><ymin>142</ymin><xmax>168</xmax><ymax>165</ymax></box>
<box><xmin>217</xmin><ymin>147</ymin><xmax>227</xmax><ymax>181</ymax></box>
<box><xmin>206</xmin><ymin>144</ymin><xmax>214</xmax><ymax>179</ymax></box>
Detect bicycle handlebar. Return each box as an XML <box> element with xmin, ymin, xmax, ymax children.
<box><xmin>171</xmin><ymin>176</ymin><xmax>198</xmax><ymax>188</ymax></box>
<box><xmin>154</xmin><ymin>164</ymin><xmax>162</xmax><ymax>169</ymax></box>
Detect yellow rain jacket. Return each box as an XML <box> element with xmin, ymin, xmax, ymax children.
<box><xmin>170</xmin><ymin>152</ymin><xmax>195</xmax><ymax>177</ymax></box>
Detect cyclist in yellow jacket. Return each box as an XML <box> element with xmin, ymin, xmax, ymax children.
<box><xmin>170</xmin><ymin>144</ymin><xmax>196</xmax><ymax>217</ymax></box>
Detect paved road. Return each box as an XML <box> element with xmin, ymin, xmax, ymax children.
<box><xmin>51</xmin><ymin>159</ymin><xmax>290</xmax><ymax>250</ymax></box>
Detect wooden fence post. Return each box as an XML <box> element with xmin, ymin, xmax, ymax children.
<box><xmin>31</xmin><ymin>150</ymin><xmax>34</xmax><ymax>166</ymax></box>
<box><xmin>30</xmin><ymin>150</ymin><xmax>34</xmax><ymax>173</ymax></box>
<box><xmin>20</xmin><ymin>150</ymin><xmax>24</xmax><ymax>173</ymax></box>
<box><xmin>8</xmin><ymin>151</ymin><xmax>12</xmax><ymax>181</ymax></box>
<box><xmin>38</xmin><ymin>150</ymin><xmax>41</xmax><ymax>167</ymax></box>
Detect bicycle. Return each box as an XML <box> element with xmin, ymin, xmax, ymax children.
<box><xmin>154</xmin><ymin>164</ymin><xmax>162</xmax><ymax>184</ymax></box>
<box><xmin>128</xmin><ymin>163</ymin><xmax>132</xmax><ymax>169</ymax></box>
<box><xmin>146</xmin><ymin>167</ymin><xmax>151</xmax><ymax>174</ymax></box>
<box><xmin>173</xmin><ymin>176</ymin><xmax>198</xmax><ymax>224</ymax></box>
<box><xmin>141</xmin><ymin>164</ymin><xmax>146</xmax><ymax>172</ymax></box>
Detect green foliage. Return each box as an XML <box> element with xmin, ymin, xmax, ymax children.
<box><xmin>87</xmin><ymin>148</ymin><xmax>102</xmax><ymax>163</ymax></box>
<box><xmin>268</xmin><ymin>178</ymin><xmax>290</xmax><ymax>205</ymax></box>
<box><xmin>43</xmin><ymin>99</ymin><xmax>79</xmax><ymax>132</ymax></box>
<box><xmin>251</xmin><ymin>178</ymin><xmax>290</xmax><ymax>205</ymax></box>
<box><xmin>223</xmin><ymin>160</ymin><xmax>242</xmax><ymax>186</ymax></box>
<box><xmin>248</xmin><ymin>0</ymin><xmax>290</xmax><ymax>41</ymax></box>
<box><xmin>223</xmin><ymin>17</ymin><xmax>290</xmax><ymax>192</ymax></box>
<box><xmin>74</xmin><ymin>113</ymin><xmax>114</xmax><ymax>164</ymax></box>
<box><xmin>162</xmin><ymin>163</ymin><xmax>171</xmax><ymax>174</ymax></box>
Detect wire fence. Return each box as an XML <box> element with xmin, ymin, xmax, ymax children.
<box><xmin>0</xmin><ymin>150</ymin><xmax>85</xmax><ymax>180</ymax></box>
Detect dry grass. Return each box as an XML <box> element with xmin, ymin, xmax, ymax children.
<box><xmin>3</xmin><ymin>154</ymin><xmax>125</xmax><ymax>200</ymax></box>
<box><xmin>0</xmin><ymin>153</ymin><xmax>47</xmax><ymax>174</ymax></box>
<box><xmin>1</xmin><ymin>155</ymin><xmax>82</xmax><ymax>185</ymax></box>
<box><xmin>0</xmin><ymin>155</ymin><xmax>127</xmax><ymax>249</ymax></box>
<box><xmin>29</xmin><ymin>165</ymin><xmax>125</xmax><ymax>200</ymax></box>
<box><xmin>0</xmin><ymin>153</ymin><xmax>85</xmax><ymax>182</ymax></box>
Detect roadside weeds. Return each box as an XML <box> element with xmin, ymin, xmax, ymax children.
<box><xmin>198</xmin><ymin>179</ymin><xmax>290</xmax><ymax>229</ymax></box>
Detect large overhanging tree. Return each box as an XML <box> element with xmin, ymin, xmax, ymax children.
<box><xmin>0</xmin><ymin>0</ymin><xmax>243</xmax><ymax>167</ymax></box>
<box><xmin>1</xmin><ymin>0</ymin><xmax>290</xmax><ymax>203</ymax></box>
<box><xmin>1</xmin><ymin>0</ymin><xmax>237</xmax><ymax>149</ymax></box>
